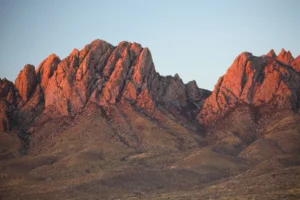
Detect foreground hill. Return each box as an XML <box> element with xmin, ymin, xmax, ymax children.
<box><xmin>0</xmin><ymin>40</ymin><xmax>300</xmax><ymax>200</ymax></box>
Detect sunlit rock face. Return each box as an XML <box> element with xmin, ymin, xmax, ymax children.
<box><xmin>42</xmin><ymin>40</ymin><xmax>210</xmax><ymax>116</ymax></box>
<box><xmin>0</xmin><ymin>39</ymin><xmax>210</xmax><ymax>132</ymax></box>
<box><xmin>14</xmin><ymin>64</ymin><xmax>37</xmax><ymax>103</ymax></box>
<box><xmin>198</xmin><ymin>49</ymin><xmax>300</xmax><ymax>126</ymax></box>
<box><xmin>36</xmin><ymin>53</ymin><xmax>61</xmax><ymax>90</ymax></box>
<box><xmin>292</xmin><ymin>55</ymin><xmax>300</xmax><ymax>73</ymax></box>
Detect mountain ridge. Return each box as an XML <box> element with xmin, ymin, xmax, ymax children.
<box><xmin>0</xmin><ymin>39</ymin><xmax>212</xmax><ymax>133</ymax></box>
<box><xmin>199</xmin><ymin>48</ymin><xmax>300</xmax><ymax>125</ymax></box>
<box><xmin>1</xmin><ymin>39</ymin><xmax>300</xmax><ymax>133</ymax></box>
<box><xmin>1</xmin><ymin>39</ymin><xmax>300</xmax><ymax>199</ymax></box>
<box><xmin>0</xmin><ymin>40</ymin><xmax>300</xmax><ymax>200</ymax></box>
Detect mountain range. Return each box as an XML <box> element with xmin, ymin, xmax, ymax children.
<box><xmin>1</xmin><ymin>39</ymin><xmax>300</xmax><ymax>200</ymax></box>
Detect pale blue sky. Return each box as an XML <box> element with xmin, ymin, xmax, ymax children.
<box><xmin>0</xmin><ymin>0</ymin><xmax>299</xmax><ymax>90</ymax></box>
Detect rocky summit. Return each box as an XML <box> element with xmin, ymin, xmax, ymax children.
<box><xmin>1</xmin><ymin>40</ymin><xmax>300</xmax><ymax>200</ymax></box>
<box><xmin>199</xmin><ymin>49</ymin><xmax>300</xmax><ymax>126</ymax></box>
<box><xmin>1</xmin><ymin>40</ymin><xmax>210</xmax><ymax>133</ymax></box>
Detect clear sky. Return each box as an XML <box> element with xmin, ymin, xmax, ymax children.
<box><xmin>0</xmin><ymin>0</ymin><xmax>299</xmax><ymax>90</ymax></box>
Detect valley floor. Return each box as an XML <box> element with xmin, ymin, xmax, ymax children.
<box><xmin>1</xmin><ymin>144</ymin><xmax>300</xmax><ymax>200</ymax></box>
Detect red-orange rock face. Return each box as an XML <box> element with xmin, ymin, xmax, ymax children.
<box><xmin>277</xmin><ymin>49</ymin><xmax>294</xmax><ymax>65</ymax></box>
<box><xmin>36</xmin><ymin>54</ymin><xmax>61</xmax><ymax>90</ymax></box>
<box><xmin>14</xmin><ymin>64</ymin><xmax>37</xmax><ymax>102</ymax></box>
<box><xmin>0</xmin><ymin>39</ymin><xmax>210</xmax><ymax>133</ymax></box>
<box><xmin>292</xmin><ymin>56</ymin><xmax>300</xmax><ymax>73</ymax></box>
<box><xmin>198</xmin><ymin>49</ymin><xmax>300</xmax><ymax>126</ymax></box>
<box><xmin>35</xmin><ymin>39</ymin><xmax>210</xmax><ymax>119</ymax></box>
<box><xmin>44</xmin><ymin>40</ymin><xmax>114</xmax><ymax>115</ymax></box>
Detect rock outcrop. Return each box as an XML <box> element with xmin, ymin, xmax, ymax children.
<box><xmin>0</xmin><ymin>78</ymin><xmax>18</xmax><ymax>132</ymax></box>
<box><xmin>198</xmin><ymin>49</ymin><xmax>300</xmax><ymax>126</ymax></box>
<box><xmin>36</xmin><ymin>53</ymin><xmax>61</xmax><ymax>90</ymax></box>
<box><xmin>14</xmin><ymin>64</ymin><xmax>37</xmax><ymax>103</ymax></box>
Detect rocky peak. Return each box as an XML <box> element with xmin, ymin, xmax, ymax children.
<box><xmin>0</xmin><ymin>78</ymin><xmax>18</xmax><ymax>132</ymax></box>
<box><xmin>161</xmin><ymin>74</ymin><xmax>188</xmax><ymax>108</ymax></box>
<box><xmin>36</xmin><ymin>54</ymin><xmax>61</xmax><ymax>90</ymax></box>
<box><xmin>267</xmin><ymin>49</ymin><xmax>276</xmax><ymax>58</ymax></box>
<box><xmin>186</xmin><ymin>80</ymin><xmax>211</xmax><ymax>103</ymax></box>
<box><xmin>0</xmin><ymin>78</ymin><xmax>16</xmax><ymax>103</ymax></box>
<box><xmin>277</xmin><ymin>48</ymin><xmax>294</xmax><ymax>65</ymax></box>
<box><xmin>14</xmin><ymin>64</ymin><xmax>37</xmax><ymax>103</ymax></box>
<box><xmin>292</xmin><ymin>56</ymin><xmax>300</xmax><ymax>73</ymax></box>
<box><xmin>198</xmin><ymin>49</ymin><xmax>300</xmax><ymax>126</ymax></box>
<box><xmin>0</xmin><ymin>39</ymin><xmax>210</xmax><ymax>133</ymax></box>
<box><xmin>28</xmin><ymin>39</ymin><xmax>208</xmax><ymax>121</ymax></box>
